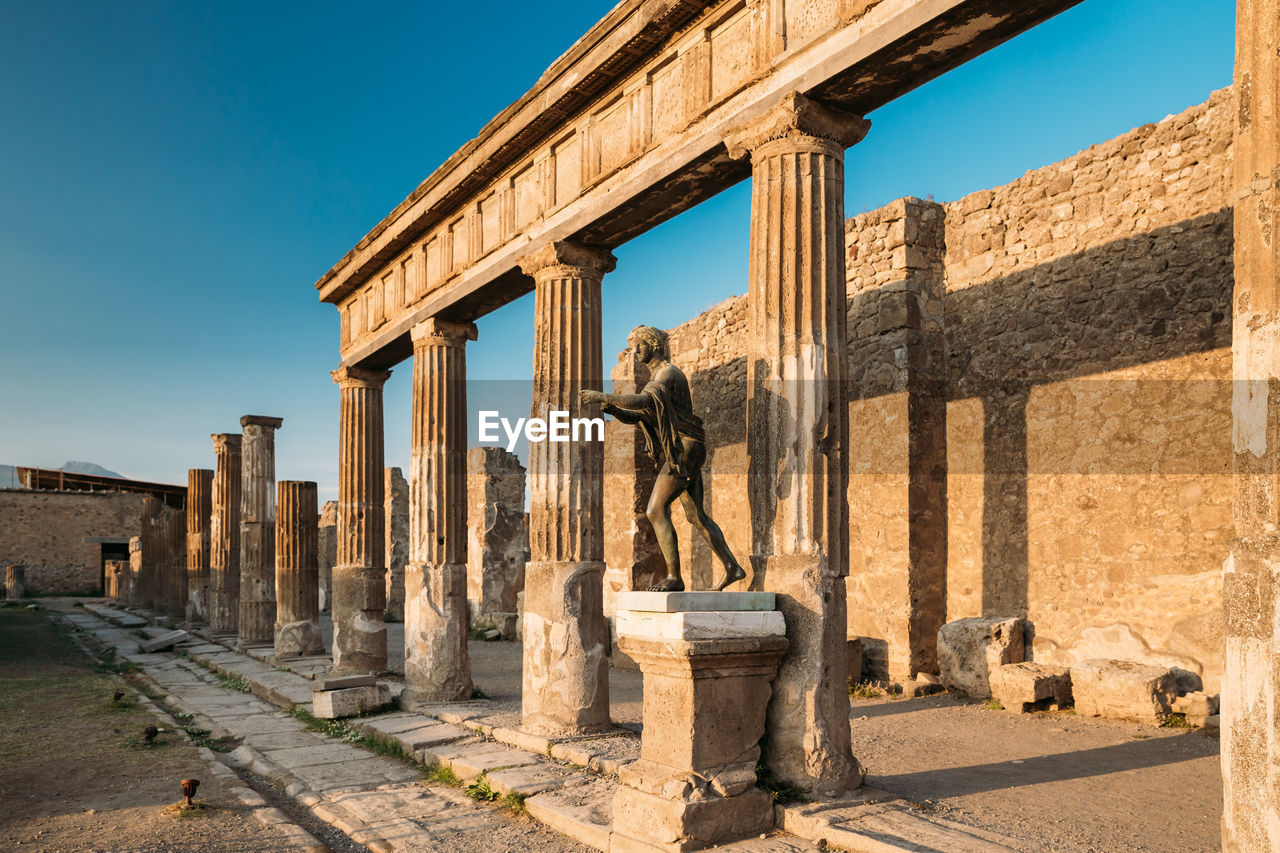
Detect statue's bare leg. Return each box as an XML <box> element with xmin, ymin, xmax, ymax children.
<box><xmin>645</xmin><ymin>463</ymin><xmax>692</xmax><ymax>592</ymax></box>
<box><xmin>680</xmin><ymin>474</ymin><xmax>747</xmax><ymax>591</ymax></box>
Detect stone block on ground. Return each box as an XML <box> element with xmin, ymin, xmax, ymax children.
<box><xmin>937</xmin><ymin>617</ymin><xmax>1026</xmax><ymax>698</ymax></box>
<box><xmin>139</xmin><ymin>629</ymin><xmax>191</xmax><ymax>652</ymax></box>
<box><xmin>1171</xmin><ymin>691</ymin><xmax>1219</xmax><ymax>727</ymax></box>
<box><xmin>1071</xmin><ymin>659</ymin><xmax>1178</xmax><ymax>725</ymax></box>
<box><xmin>312</xmin><ymin>683</ymin><xmax>392</xmax><ymax>719</ymax></box>
<box><xmin>989</xmin><ymin>662</ymin><xmax>1072</xmax><ymax>712</ymax></box>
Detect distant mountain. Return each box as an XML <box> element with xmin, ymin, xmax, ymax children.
<box><xmin>60</xmin><ymin>461</ymin><xmax>123</xmax><ymax>478</ymax></box>
<box><xmin>0</xmin><ymin>461</ymin><xmax>124</xmax><ymax>488</ymax></box>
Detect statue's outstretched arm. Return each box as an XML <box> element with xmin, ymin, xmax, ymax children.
<box><xmin>580</xmin><ymin>388</ymin><xmax>650</xmax><ymax>412</ymax></box>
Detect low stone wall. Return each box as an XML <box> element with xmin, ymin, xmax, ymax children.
<box><xmin>0</xmin><ymin>490</ymin><xmax>144</xmax><ymax>594</ymax></box>
<box><xmin>656</xmin><ymin>89</ymin><xmax>1232</xmax><ymax>690</ymax></box>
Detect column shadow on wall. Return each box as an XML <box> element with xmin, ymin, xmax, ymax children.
<box><xmin>678</xmin><ymin>209</ymin><xmax>1232</xmax><ymax>672</ymax></box>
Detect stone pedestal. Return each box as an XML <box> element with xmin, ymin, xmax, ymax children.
<box><xmin>611</xmin><ymin>591</ymin><xmax>786</xmax><ymax>852</ymax></box>
<box><xmin>332</xmin><ymin>366</ymin><xmax>391</xmax><ymax>674</ymax></box>
<box><xmin>403</xmin><ymin>318</ymin><xmax>475</xmax><ymax>705</ymax></box>
<box><xmin>724</xmin><ymin>91</ymin><xmax>869</xmax><ymax>796</ymax></box>
<box><xmin>517</xmin><ymin>241</ymin><xmax>613</xmax><ymax>736</ymax></box>
<box><xmin>209</xmin><ymin>433</ymin><xmax>242</xmax><ymax>635</ymax></box>
<box><xmin>239</xmin><ymin>414</ymin><xmax>284</xmax><ymax>648</ymax></box>
<box><xmin>186</xmin><ymin>468</ymin><xmax>214</xmax><ymax>624</ymax></box>
<box><xmin>311</xmin><ymin>674</ymin><xmax>391</xmax><ymax>719</ymax></box>
<box><xmin>275</xmin><ymin>481</ymin><xmax>324</xmax><ymax>657</ymax></box>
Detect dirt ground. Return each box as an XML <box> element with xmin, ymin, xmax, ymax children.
<box><xmin>0</xmin><ymin>604</ymin><xmax>334</xmax><ymax>853</ymax></box>
<box><xmin>849</xmin><ymin>691</ymin><xmax>1221</xmax><ymax>852</ymax></box>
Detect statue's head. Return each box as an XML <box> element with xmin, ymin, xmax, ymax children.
<box><xmin>629</xmin><ymin>325</ymin><xmax>669</xmax><ymax>361</ymax></box>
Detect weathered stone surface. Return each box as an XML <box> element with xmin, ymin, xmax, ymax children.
<box><xmin>186</xmin><ymin>468</ymin><xmax>213</xmax><ymax>624</ymax></box>
<box><xmin>615</xmin><ymin>610</ymin><xmax>785</xmax><ymax>641</ymax></box>
<box><xmin>466</xmin><ymin>447</ymin><xmax>526</xmax><ymax>630</ymax></box>
<box><xmin>318</xmin><ymin>500</ymin><xmax>336</xmax><ymax>613</ymax></box>
<box><xmin>989</xmin><ymin>662</ymin><xmax>1072</xmax><ymax>713</ymax></box>
<box><xmin>938</xmin><ymin>617</ymin><xmax>1026</xmax><ymax>699</ymax></box>
<box><xmin>0</xmin><ymin>490</ymin><xmax>143</xmax><ymax>595</ymax></box>
<box><xmin>618</xmin><ymin>591</ymin><xmax>776</xmax><ymax>613</ymax></box>
<box><xmin>518</xmin><ymin>242</ymin><xmax>612</xmax><ymax>737</ymax></box>
<box><xmin>312</xmin><ymin>683</ymin><xmax>392</xmax><ymax>719</ymax></box>
<box><xmin>5</xmin><ymin>563</ymin><xmax>24</xmax><ymax>600</ymax></box>
<box><xmin>384</xmin><ymin>467</ymin><xmax>408</xmax><ymax>621</ymax></box>
<box><xmin>239</xmin><ymin>415</ymin><xmax>283</xmax><ymax>647</ymax></box>
<box><xmin>274</xmin><ymin>481</ymin><xmax>324</xmax><ymax>658</ymax></box>
<box><xmin>403</xmin><ymin>318</ymin><xmax>475</xmax><ymax>705</ymax></box>
<box><xmin>727</xmin><ymin>93</ymin><xmax>867</xmax><ymax>797</ymax></box>
<box><xmin>332</xmin><ymin>366</ymin><xmax>390</xmax><ymax>675</ymax></box>
<box><xmin>209</xmin><ymin>433</ymin><xmax>242</xmax><ymax>634</ymax></box>
<box><xmin>1071</xmin><ymin>659</ymin><xmax>1177</xmax><ymax>725</ymax></box>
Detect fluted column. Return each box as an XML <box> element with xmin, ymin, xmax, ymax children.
<box><xmin>724</xmin><ymin>91</ymin><xmax>869</xmax><ymax>797</ymax></box>
<box><xmin>238</xmin><ymin>414</ymin><xmax>283</xmax><ymax>647</ymax></box>
<box><xmin>516</xmin><ymin>240</ymin><xmax>613</xmax><ymax>735</ymax></box>
<box><xmin>186</xmin><ymin>469</ymin><xmax>213</xmax><ymax>624</ymax></box>
<box><xmin>275</xmin><ymin>480</ymin><xmax>324</xmax><ymax>657</ymax></box>
<box><xmin>403</xmin><ymin>318</ymin><xmax>476</xmax><ymax>705</ymax></box>
<box><xmin>1223</xmin><ymin>2</ymin><xmax>1280</xmax><ymax>849</ymax></box>
<box><xmin>332</xmin><ymin>365</ymin><xmax>391</xmax><ymax>674</ymax></box>
<box><xmin>209</xmin><ymin>434</ymin><xmax>242</xmax><ymax>634</ymax></box>
<box><xmin>139</xmin><ymin>495</ymin><xmax>162</xmax><ymax>610</ymax></box>
<box><xmin>165</xmin><ymin>508</ymin><xmax>187</xmax><ymax>619</ymax></box>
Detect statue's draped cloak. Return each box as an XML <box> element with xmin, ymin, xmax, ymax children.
<box><xmin>637</xmin><ymin>376</ymin><xmax>705</xmax><ymax>479</ymax></box>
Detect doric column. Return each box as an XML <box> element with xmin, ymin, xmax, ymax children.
<box><xmin>209</xmin><ymin>433</ymin><xmax>242</xmax><ymax>634</ymax></box>
<box><xmin>275</xmin><ymin>480</ymin><xmax>324</xmax><ymax>657</ymax></box>
<box><xmin>165</xmin><ymin>508</ymin><xmax>187</xmax><ymax>619</ymax></box>
<box><xmin>724</xmin><ymin>91</ymin><xmax>870</xmax><ymax>797</ymax></box>
<box><xmin>403</xmin><ymin>318</ymin><xmax>476</xmax><ymax>705</ymax></box>
<box><xmin>238</xmin><ymin>414</ymin><xmax>283</xmax><ymax>647</ymax></box>
<box><xmin>516</xmin><ymin>240</ymin><xmax>613</xmax><ymax>735</ymax></box>
<box><xmin>186</xmin><ymin>469</ymin><xmax>214</xmax><ymax>624</ymax></box>
<box><xmin>332</xmin><ymin>365</ymin><xmax>391</xmax><ymax>674</ymax></box>
<box><xmin>1223</xmin><ymin>2</ymin><xmax>1280</xmax><ymax>849</ymax></box>
<box><xmin>139</xmin><ymin>495</ymin><xmax>162</xmax><ymax>610</ymax></box>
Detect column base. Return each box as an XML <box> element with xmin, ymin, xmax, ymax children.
<box><xmin>611</xmin><ymin>773</ymin><xmax>774</xmax><ymax>852</ymax></box>
<box><xmin>332</xmin><ymin>563</ymin><xmax>389</xmax><ymax>674</ymax></box>
<box><xmin>521</xmin><ymin>560</ymin><xmax>611</xmax><ymax>737</ymax></box>
<box><xmin>273</xmin><ymin>620</ymin><xmax>325</xmax><ymax>657</ymax></box>
<box><xmin>404</xmin><ymin>562</ymin><xmax>472</xmax><ymax>704</ymax></box>
<box><xmin>237</xmin><ymin>600</ymin><xmax>275</xmax><ymax>648</ymax></box>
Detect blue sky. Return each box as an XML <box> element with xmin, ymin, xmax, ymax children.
<box><xmin>0</xmin><ymin>0</ymin><xmax>1235</xmax><ymax>499</ymax></box>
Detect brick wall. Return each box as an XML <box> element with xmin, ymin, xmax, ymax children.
<box><xmin>0</xmin><ymin>490</ymin><xmax>144</xmax><ymax>594</ymax></box>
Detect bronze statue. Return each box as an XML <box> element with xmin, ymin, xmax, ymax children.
<box><xmin>580</xmin><ymin>325</ymin><xmax>747</xmax><ymax>592</ymax></box>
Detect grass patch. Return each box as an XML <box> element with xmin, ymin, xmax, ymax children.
<box><xmin>471</xmin><ymin>686</ymin><xmax>489</xmax><ymax>700</ymax></box>
<box><xmin>849</xmin><ymin>680</ymin><xmax>883</xmax><ymax>699</ymax></box>
<box><xmin>287</xmin><ymin>707</ymin><xmax>408</xmax><ymax>759</ymax></box>
<box><xmin>163</xmin><ymin>800</ymin><xmax>218</xmax><ymax>819</ymax></box>
<box><xmin>213</xmin><ymin>672</ymin><xmax>250</xmax><ymax>693</ymax></box>
<box><xmin>173</xmin><ymin>711</ymin><xmax>194</xmax><ymax>722</ymax></box>
<box><xmin>466</xmin><ymin>774</ymin><xmax>500</xmax><ymax>802</ymax></box>
<box><xmin>984</xmin><ymin>698</ymin><xmax>1004</xmax><ymax>711</ymax></box>
<box><xmin>501</xmin><ymin>791</ymin><xmax>528</xmax><ymax>815</ymax></box>
<box><xmin>1162</xmin><ymin>713</ymin><xmax>1194</xmax><ymax>729</ymax></box>
<box><xmin>91</xmin><ymin>656</ymin><xmax>139</xmax><ymax>676</ymax></box>
<box><xmin>180</xmin><ymin>725</ymin><xmax>236</xmax><ymax>752</ymax></box>
<box><xmin>1132</xmin><ymin>733</ymin><xmax>1151</xmax><ymax>740</ymax></box>
<box><xmin>423</xmin><ymin>763</ymin><xmax>463</xmax><ymax>787</ymax></box>
<box><xmin>756</xmin><ymin>758</ymin><xmax>808</xmax><ymax>804</ymax></box>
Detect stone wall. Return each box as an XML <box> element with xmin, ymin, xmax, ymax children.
<box><xmin>0</xmin><ymin>490</ymin><xmax>144</xmax><ymax>594</ymax></box>
<box><xmin>657</xmin><ymin>89</ymin><xmax>1232</xmax><ymax>690</ymax></box>
<box><xmin>942</xmin><ymin>89</ymin><xmax>1233</xmax><ymax>692</ymax></box>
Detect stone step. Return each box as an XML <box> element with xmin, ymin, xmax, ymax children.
<box><xmin>778</xmin><ymin>791</ymin><xmax>1018</xmax><ymax>852</ymax></box>
<box><xmin>524</xmin><ymin>778</ymin><xmax>617</xmax><ymax>851</ymax></box>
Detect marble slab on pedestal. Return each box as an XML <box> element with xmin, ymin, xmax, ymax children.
<box><xmin>616</xmin><ymin>609</ymin><xmax>785</xmax><ymax>641</ymax></box>
<box><xmin>616</xmin><ymin>590</ymin><xmax>775</xmax><ymax>613</ymax></box>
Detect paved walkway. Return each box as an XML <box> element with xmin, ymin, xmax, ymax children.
<box><xmin>57</xmin><ymin>600</ymin><xmax>1024</xmax><ymax>852</ymax></box>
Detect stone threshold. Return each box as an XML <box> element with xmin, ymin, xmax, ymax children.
<box><xmin>81</xmin><ymin>601</ymin><xmax>1018</xmax><ymax>852</ymax></box>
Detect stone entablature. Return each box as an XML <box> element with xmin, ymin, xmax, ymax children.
<box><xmin>317</xmin><ymin>0</ymin><xmax>1079</xmax><ymax>368</ymax></box>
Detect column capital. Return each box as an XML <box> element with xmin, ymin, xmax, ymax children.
<box><xmin>211</xmin><ymin>433</ymin><xmax>242</xmax><ymax>452</ymax></box>
<box><xmin>240</xmin><ymin>414</ymin><xmax>284</xmax><ymax>430</ymax></box>
<box><xmin>723</xmin><ymin>92</ymin><xmax>869</xmax><ymax>160</ymax></box>
<box><xmin>331</xmin><ymin>365</ymin><xmax>392</xmax><ymax>388</ymax></box>
<box><xmin>411</xmin><ymin>317</ymin><xmax>478</xmax><ymax>349</ymax></box>
<box><xmin>516</xmin><ymin>240</ymin><xmax>617</xmax><ymax>280</ymax></box>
